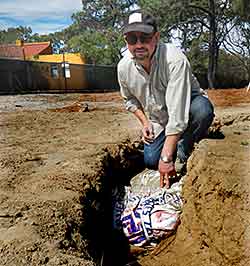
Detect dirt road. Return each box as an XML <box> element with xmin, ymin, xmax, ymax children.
<box><xmin>0</xmin><ymin>89</ymin><xmax>249</xmax><ymax>266</ymax></box>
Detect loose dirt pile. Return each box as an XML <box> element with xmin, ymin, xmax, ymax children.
<box><xmin>0</xmin><ymin>89</ymin><xmax>249</xmax><ymax>266</ymax></box>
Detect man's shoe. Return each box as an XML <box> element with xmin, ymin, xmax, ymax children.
<box><xmin>175</xmin><ymin>157</ymin><xmax>187</xmax><ymax>175</ymax></box>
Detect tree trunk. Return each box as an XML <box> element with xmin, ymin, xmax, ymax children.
<box><xmin>207</xmin><ymin>0</ymin><xmax>218</xmax><ymax>89</ymax></box>
<box><xmin>181</xmin><ymin>24</ymin><xmax>188</xmax><ymax>53</ymax></box>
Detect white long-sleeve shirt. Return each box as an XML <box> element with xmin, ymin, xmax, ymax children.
<box><xmin>117</xmin><ymin>42</ymin><xmax>206</xmax><ymax>137</ymax></box>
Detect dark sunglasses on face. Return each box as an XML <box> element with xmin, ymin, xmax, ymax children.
<box><xmin>125</xmin><ymin>33</ymin><xmax>155</xmax><ymax>45</ymax></box>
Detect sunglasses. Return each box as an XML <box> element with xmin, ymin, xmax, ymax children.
<box><xmin>125</xmin><ymin>33</ymin><xmax>155</xmax><ymax>45</ymax></box>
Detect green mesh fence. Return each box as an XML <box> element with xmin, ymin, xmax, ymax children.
<box><xmin>0</xmin><ymin>58</ymin><xmax>119</xmax><ymax>95</ymax></box>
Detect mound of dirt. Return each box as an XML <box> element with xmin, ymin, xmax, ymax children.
<box><xmin>138</xmin><ymin>112</ymin><xmax>250</xmax><ymax>266</ymax></box>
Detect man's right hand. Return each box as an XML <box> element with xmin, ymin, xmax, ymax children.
<box><xmin>158</xmin><ymin>160</ymin><xmax>176</xmax><ymax>188</ymax></box>
<box><xmin>142</xmin><ymin>124</ymin><xmax>154</xmax><ymax>144</ymax></box>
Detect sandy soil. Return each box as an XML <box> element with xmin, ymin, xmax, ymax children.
<box><xmin>0</xmin><ymin>88</ymin><xmax>250</xmax><ymax>266</ymax></box>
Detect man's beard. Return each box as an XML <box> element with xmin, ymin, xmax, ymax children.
<box><xmin>132</xmin><ymin>48</ymin><xmax>149</xmax><ymax>61</ymax></box>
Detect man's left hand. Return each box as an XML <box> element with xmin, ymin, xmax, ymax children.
<box><xmin>158</xmin><ymin>160</ymin><xmax>176</xmax><ymax>188</ymax></box>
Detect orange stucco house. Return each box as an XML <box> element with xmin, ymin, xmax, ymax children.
<box><xmin>0</xmin><ymin>40</ymin><xmax>85</xmax><ymax>64</ymax></box>
<box><xmin>0</xmin><ymin>40</ymin><xmax>88</xmax><ymax>92</ymax></box>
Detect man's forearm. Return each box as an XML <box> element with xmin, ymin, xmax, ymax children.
<box><xmin>161</xmin><ymin>134</ymin><xmax>181</xmax><ymax>160</ymax></box>
<box><xmin>133</xmin><ymin>109</ymin><xmax>149</xmax><ymax>127</ymax></box>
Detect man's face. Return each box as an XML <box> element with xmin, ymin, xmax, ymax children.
<box><xmin>124</xmin><ymin>31</ymin><xmax>159</xmax><ymax>61</ymax></box>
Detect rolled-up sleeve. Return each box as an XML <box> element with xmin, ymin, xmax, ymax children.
<box><xmin>165</xmin><ymin>59</ymin><xmax>192</xmax><ymax>135</ymax></box>
<box><xmin>117</xmin><ymin>65</ymin><xmax>142</xmax><ymax>113</ymax></box>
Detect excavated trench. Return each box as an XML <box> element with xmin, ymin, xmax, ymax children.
<box><xmin>79</xmin><ymin>141</ymin><xmax>145</xmax><ymax>266</ymax></box>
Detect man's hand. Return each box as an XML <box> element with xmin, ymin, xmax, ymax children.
<box><xmin>158</xmin><ymin>160</ymin><xmax>176</xmax><ymax>188</ymax></box>
<box><xmin>142</xmin><ymin>124</ymin><xmax>154</xmax><ymax>144</ymax></box>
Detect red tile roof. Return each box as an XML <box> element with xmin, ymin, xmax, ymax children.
<box><xmin>0</xmin><ymin>41</ymin><xmax>52</xmax><ymax>59</ymax></box>
<box><xmin>0</xmin><ymin>44</ymin><xmax>24</xmax><ymax>58</ymax></box>
<box><xmin>23</xmin><ymin>42</ymin><xmax>52</xmax><ymax>57</ymax></box>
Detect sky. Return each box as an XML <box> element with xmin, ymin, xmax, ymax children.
<box><xmin>0</xmin><ymin>0</ymin><xmax>82</xmax><ymax>34</ymax></box>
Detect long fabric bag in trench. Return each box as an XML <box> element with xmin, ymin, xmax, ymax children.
<box><xmin>112</xmin><ymin>169</ymin><xmax>184</xmax><ymax>247</ymax></box>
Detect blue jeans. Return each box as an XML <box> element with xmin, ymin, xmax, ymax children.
<box><xmin>144</xmin><ymin>95</ymin><xmax>214</xmax><ymax>169</ymax></box>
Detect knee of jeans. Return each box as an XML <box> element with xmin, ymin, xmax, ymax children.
<box><xmin>144</xmin><ymin>155</ymin><xmax>158</xmax><ymax>170</ymax></box>
<box><xmin>193</xmin><ymin>102</ymin><xmax>214</xmax><ymax>125</ymax></box>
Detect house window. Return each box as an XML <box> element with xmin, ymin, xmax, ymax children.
<box><xmin>51</xmin><ymin>64</ymin><xmax>59</xmax><ymax>78</ymax></box>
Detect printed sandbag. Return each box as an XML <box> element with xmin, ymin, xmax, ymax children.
<box><xmin>112</xmin><ymin>169</ymin><xmax>184</xmax><ymax>247</ymax></box>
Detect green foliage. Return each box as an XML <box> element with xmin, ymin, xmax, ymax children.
<box><xmin>0</xmin><ymin>26</ymin><xmax>32</xmax><ymax>44</ymax></box>
<box><xmin>28</xmin><ymin>33</ymin><xmax>49</xmax><ymax>42</ymax></box>
<box><xmin>217</xmin><ymin>50</ymin><xmax>248</xmax><ymax>88</ymax></box>
<box><xmin>186</xmin><ymin>38</ymin><xmax>208</xmax><ymax>75</ymax></box>
<box><xmin>73</xmin><ymin>0</ymin><xmax>137</xmax><ymax>30</ymax></box>
<box><xmin>233</xmin><ymin>0</ymin><xmax>250</xmax><ymax>21</ymax></box>
<box><xmin>68</xmin><ymin>29</ymin><xmax>124</xmax><ymax>65</ymax></box>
